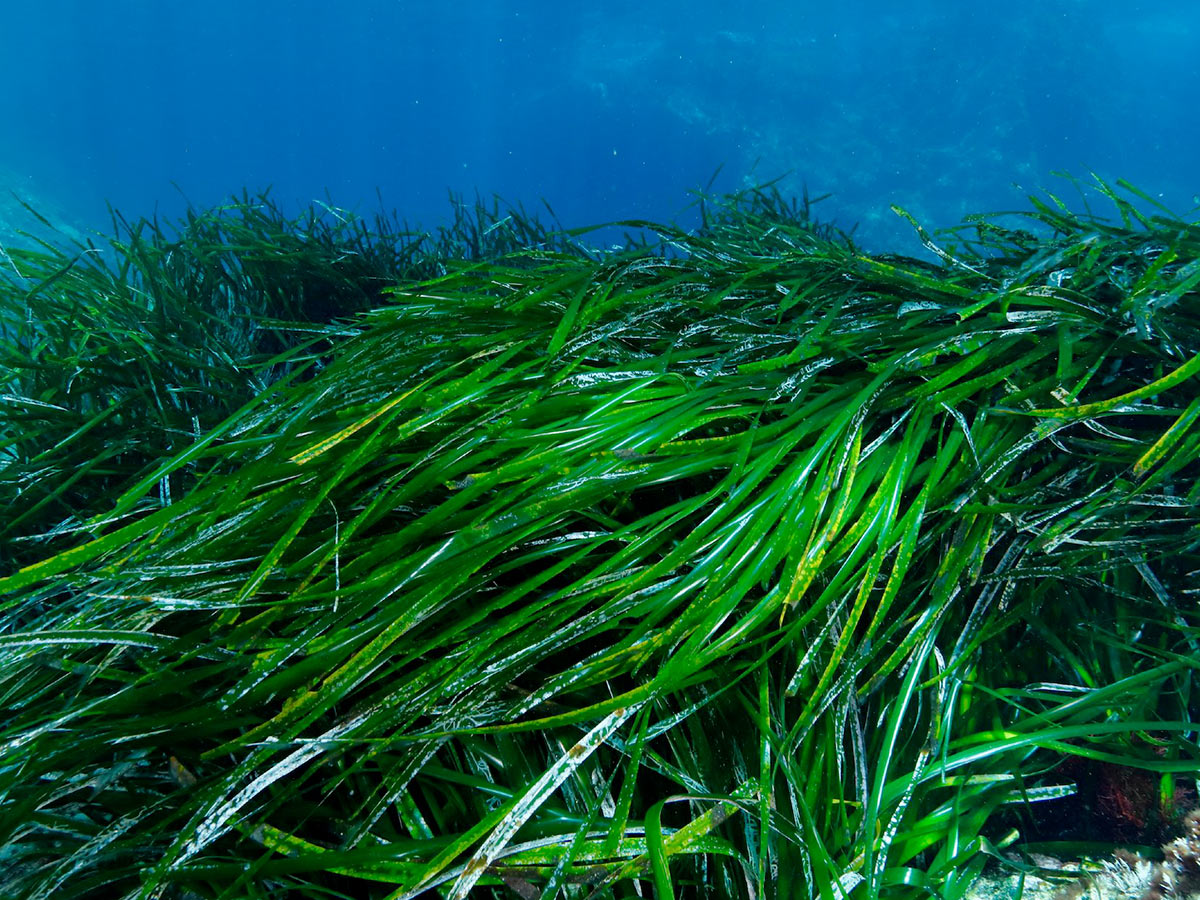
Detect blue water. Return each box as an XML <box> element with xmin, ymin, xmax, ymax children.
<box><xmin>2</xmin><ymin>0</ymin><xmax>1197</xmax><ymax>253</ymax></box>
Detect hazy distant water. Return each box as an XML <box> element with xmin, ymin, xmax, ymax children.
<box><xmin>1</xmin><ymin>1</ymin><xmax>1197</xmax><ymax>253</ymax></box>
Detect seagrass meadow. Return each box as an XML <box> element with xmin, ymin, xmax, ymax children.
<box><xmin>0</xmin><ymin>177</ymin><xmax>1198</xmax><ymax>900</ymax></box>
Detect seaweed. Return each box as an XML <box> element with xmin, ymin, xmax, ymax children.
<box><xmin>0</xmin><ymin>175</ymin><xmax>1197</xmax><ymax>900</ymax></box>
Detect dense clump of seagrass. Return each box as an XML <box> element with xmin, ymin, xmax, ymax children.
<box><xmin>0</xmin><ymin>178</ymin><xmax>1197</xmax><ymax>899</ymax></box>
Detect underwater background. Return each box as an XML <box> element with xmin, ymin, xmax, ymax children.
<box><xmin>3</xmin><ymin>3</ymin><xmax>1200</xmax><ymax>898</ymax></box>
<box><xmin>1</xmin><ymin>0</ymin><xmax>1197</xmax><ymax>251</ymax></box>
